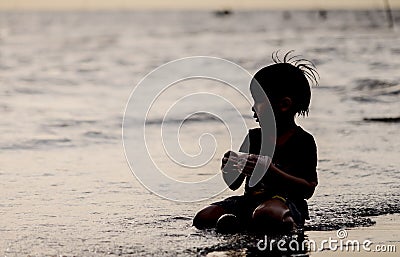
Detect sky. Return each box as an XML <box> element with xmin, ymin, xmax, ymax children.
<box><xmin>0</xmin><ymin>0</ymin><xmax>399</xmax><ymax>10</ymax></box>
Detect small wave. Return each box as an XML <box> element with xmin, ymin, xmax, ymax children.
<box><xmin>83</xmin><ymin>131</ymin><xmax>117</xmax><ymax>139</ymax></box>
<box><xmin>145</xmin><ymin>113</ymin><xmax>222</xmax><ymax>126</ymax></box>
<box><xmin>169</xmin><ymin>216</ymin><xmax>192</xmax><ymax>221</ymax></box>
<box><xmin>14</xmin><ymin>87</ymin><xmax>44</xmax><ymax>95</ymax></box>
<box><xmin>391</xmin><ymin>48</ymin><xmax>400</xmax><ymax>54</ymax></box>
<box><xmin>312</xmin><ymin>47</ymin><xmax>337</xmax><ymax>54</ymax></box>
<box><xmin>352</xmin><ymin>79</ymin><xmax>400</xmax><ymax>102</ymax></box>
<box><xmin>355</xmin><ymin>78</ymin><xmax>398</xmax><ymax>91</ymax></box>
<box><xmin>29</xmin><ymin>138</ymin><xmax>72</xmax><ymax>148</ymax></box>
<box><xmin>1</xmin><ymin>138</ymin><xmax>73</xmax><ymax>150</ymax></box>
<box><xmin>47</xmin><ymin>119</ymin><xmax>97</xmax><ymax>128</ymax></box>
<box><xmin>369</xmin><ymin>61</ymin><xmax>392</xmax><ymax>70</ymax></box>
<box><xmin>0</xmin><ymin>104</ymin><xmax>11</xmax><ymax>112</ymax></box>
<box><xmin>351</xmin><ymin>96</ymin><xmax>383</xmax><ymax>103</ymax></box>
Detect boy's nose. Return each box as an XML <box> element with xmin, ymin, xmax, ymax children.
<box><xmin>252</xmin><ymin>107</ymin><xmax>258</xmax><ymax>118</ymax></box>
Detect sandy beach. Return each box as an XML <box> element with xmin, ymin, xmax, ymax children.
<box><xmin>1</xmin><ymin>9</ymin><xmax>399</xmax><ymax>256</ymax></box>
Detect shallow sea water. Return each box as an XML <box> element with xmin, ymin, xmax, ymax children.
<box><xmin>0</xmin><ymin>10</ymin><xmax>399</xmax><ymax>256</ymax></box>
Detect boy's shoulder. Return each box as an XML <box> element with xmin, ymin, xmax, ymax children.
<box><xmin>248</xmin><ymin>126</ymin><xmax>316</xmax><ymax>145</ymax></box>
<box><xmin>295</xmin><ymin>126</ymin><xmax>315</xmax><ymax>139</ymax></box>
<box><xmin>248</xmin><ymin>126</ymin><xmax>314</xmax><ymax>138</ymax></box>
<box><xmin>296</xmin><ymin>126</ymin><xmax>315</xmax><ymax>142</ymax></box>
<box><xmin>292</xmin><ymin>126</ymin><xmax>317</xmax><ymax>152</ymax></box>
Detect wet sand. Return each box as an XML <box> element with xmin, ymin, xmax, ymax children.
<box><xmin>205</xmin><ymin>214</ymin><xmax>399</xmax><ymax>256</ymax></box>
<box><xmin>309</xmin><ymin>214</ymin><xmax>399</xmax><ymax>256</ymax></box>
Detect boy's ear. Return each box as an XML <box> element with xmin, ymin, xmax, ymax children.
<box><xmin>278</xmin><ymin>97</ymin><xmax>293</xmax><ymax>112</ymax></box>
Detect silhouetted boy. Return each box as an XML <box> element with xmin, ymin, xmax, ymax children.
<box><xmin>194</xmin><ymin>51</ymin><xmax>319</xmax><ymax>233</ymax></box>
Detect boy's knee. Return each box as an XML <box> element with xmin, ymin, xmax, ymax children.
<box><xmin>252</xmin><ymin>207</ymin><xmax>295</xmax><ymax>232</ymax></box>
<box><xmin>193</xmin><ymin>210</ymin><xmax>208</xmax><ymax>229</ymax></box>
<box><xmin>193</xmin><ymin>205</ymin><xmax>225</xmax><ymax>229</ymax></box>
<box><xmin>252</xmin><ymin>206</ymin><xmax>274</xmax><ymax>222</ymax></box>
<box><xmin>252</xmin><ymin>209</ymin><xmax>275</xmax><ymax>231</ymax></box>
<box><xmin>253</xmin><ymin>199</ymin><xmax>289</xmax><ymax>220</ymax></box>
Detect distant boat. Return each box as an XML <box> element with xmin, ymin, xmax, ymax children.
<box><xmin>318</xmin><ymin>10</ymin><xmax>328</xmax><ymax>20</ymax></box>
<box><xmin>213</xmin><ymin>9</ymin><xmax>233</xmax><ymax>17</ymax></box>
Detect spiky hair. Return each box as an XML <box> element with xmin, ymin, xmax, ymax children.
<box><xmin>252</xmin><ymin>50</ymin><xmax>319</xmax><ymax>116</ymax></box>
<box><xmin>272</xmin><ymin>50</ymin><xmax>319</xmax><ymax>87</ymax></box>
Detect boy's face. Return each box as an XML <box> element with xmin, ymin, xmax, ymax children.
<box><xmin>251</xmin><ymin>83</ymin><xmax>293</xmax><ymax>127</ymax></box>
<box><xmin>250</xmin><ymin>80</ymin><xmax>271</xmax><ymax>127</ymax></box>
<box><xmin>252</xmin><ymin>100</ymin><xmax>268</xmax><ymax>124</ymax></box>
<box><xmin>250</xmin><ymin>88</ymin><xmax>270</xmax><ymax>127</ymax></box>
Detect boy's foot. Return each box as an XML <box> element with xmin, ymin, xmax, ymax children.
<box><xmin>216</xmin><ymin>214</ymin><xmax>241</xmax><ymax>234</ymax></box>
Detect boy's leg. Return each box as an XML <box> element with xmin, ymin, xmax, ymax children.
<box><xmin>252</xmin><ymin>198</ymin><xmax>295</xmax><ymax>232</ymax></box>
<box><xmin>193</xmin><ymin>205</ymin><xmax>227</xmax><ymax>229</ymax></box>
<box><xmin>193</xmin><ymin>195</ymin><xmax>251</xmax><ymax>230</ymax></box>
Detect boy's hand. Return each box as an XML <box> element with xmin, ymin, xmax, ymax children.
<box><xmin>221</xmin><ymin>151</ymin><xmax>271</xmax><ymax>177</ymax></box>
<box><xmin>239</xmin><ymin>154</ymin><xmax>271</xmax><ymax>176</ymax></box>
<box><xmin>237</xmin><ymin>154</ymin><xmax>257</xmax><ymax>176</ymax></box>
<box><xmin>239</xmin><ymin>153</ymin><xmax>272</xmax><ymax>187</ymax></box>
<box><xmin>221</xmin><ymin>151</ymin><xmax>239</xmax><ymax>173</ymax></box>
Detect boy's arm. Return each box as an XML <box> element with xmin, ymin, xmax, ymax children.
<box><xmin>270</xmin><ymin>135</ymin><xmax>318</xmax><ymax>199</ymax></box>
<box><xmin>241</xmin><ymin>158</ymin><xmax>316</xmax><ymax>198</ymax></box>
<box><xmin>268</xmin><ymin>163</ymin><xmax>317</xmax><ymax>199</ymax></box>
<box><xmin>221</xmin><ymin>133</ymin><xmax>250</xmax><ymax>191</ymax></box>
<box><xmin>222</xmin><ymin>169</ymin><xmax>245</xmax><ymax>191</ymax></box>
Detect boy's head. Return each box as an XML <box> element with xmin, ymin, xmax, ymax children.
<box><xmin>250</xmin><ymin>52</ymin><xmax>318</xmax><ymax>119</ymax></box>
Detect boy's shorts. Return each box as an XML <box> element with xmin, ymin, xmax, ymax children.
<box><xmin>211</xmin><ymin>194</ymin><xmax>305</xmax><ymax>227</ymax></box>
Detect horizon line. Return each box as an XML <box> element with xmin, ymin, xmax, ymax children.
<box><xmin>0</xmin><ymin>6</ymin><xmax>399</xmax><ymax>12</ymax></box>
<box><xmin>0</xmin><ymin>0</ymin><xmax>399</xmax><ymax>11</ymax></box>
